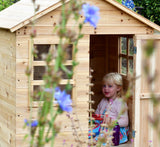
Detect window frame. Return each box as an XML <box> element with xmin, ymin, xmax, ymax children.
<box><xmin>29</xmin><ymin>39</ymin><xmax>76</xmax><ymax>107</ymax></box>
<box><xmin>118</xmin><ymin>35</ymin><xmax>134</xmax><ymax>76</ymax></box>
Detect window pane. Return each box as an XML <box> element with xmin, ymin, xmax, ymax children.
<box><xmin>121</xmin><ymin>37</ymin><xmax>127</xmax><ymax>54</ymax></box>
<box><xmin>121</xmin><ymin>57</ymin><xmax>127</xmax><ymax>74</ymax></box>
<box><xmin>34</xmin><ymin>45</ymin><xmax>51</xmax><ymax>61</ymax></box>
<box><xmin>129</xmin><ymin>38</ymin><xmax>134</xmax><ymax>56</ymax></box>
<box><xmin>33</xmin><ymin>85</ymin><xmax>41</xmax><ymax>101</ymax></box>
<box><xmin>34</xmin><ymin>66</ymin><xmax>45</xmax><ymax>80</ymax></box>
<box><xmin>65</xmin><ymin>44</ymin><xmax>73</xmax><ymax>60</ymax></box>
<box><xmin>129</xmin><ymin>59</ymin><xmax>133</xmax><ymax>74</ymax></box>
<box><xmin>34</xmin><ymin>44</ymin><xmax>73</xmax><ymax>61</ymax></box>
<box><xmin>33</xmin><ymin>65</ymin><xmax>73</xmax><ymax>80</ymax></box>
<box><xmin>60</xmin><ymin>65</ymin><xmax>73</xmax><ymax>79</ymax></box>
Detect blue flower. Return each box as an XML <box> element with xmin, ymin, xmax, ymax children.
<box><xmin>122</xmin><ymin>0</ymin><xmax>135</xmax><ymax>10</ymax></box>
<box><xmin>82</xmin><ymin>3</ymin><xmax>100</xmax><ymax>28</ymax></box>
<box><xmin>24</xmin><ymin>119</ymin><xmax>38</xmax><ymax>127</ymax></box>
<box><xmin>54</xmin><ymin>87</ymin><xmax>72</xmax><ymax>112</ymax></box>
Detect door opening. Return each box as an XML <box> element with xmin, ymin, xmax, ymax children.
<box><xmin>89</xmin><ymin>34</ymin><xmax>134</xmax><ymax>144</ymax></box>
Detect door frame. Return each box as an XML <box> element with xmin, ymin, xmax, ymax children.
<box><xmin>133</xmin><ymin>34</ymin><xmax>160</xmax><ymax>147</ymax></box>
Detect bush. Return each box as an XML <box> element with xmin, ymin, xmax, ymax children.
<box><xmin>0</xmin><ymin>0</ymin><xmax>19</xmax><ymax>11</ymax></box>
<box><xmin>134</xmin><ymin>0</ymin><xmax>160</xmax><ymax>26</ymax></box>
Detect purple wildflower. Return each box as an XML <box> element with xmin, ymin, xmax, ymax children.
<box><xmin>24</xmin><ymin>119</ymin><xmax>38</xmax><ymax>127</ymax></box>
<box><xmin>54</xmin><ymin>87</ymin><xmax>72</xmax><ymax>112</ymax></box>
<box><xmin>82</xmin><ymin>3</ymin><xmax>100</xmax><ymax>28</ymax></box>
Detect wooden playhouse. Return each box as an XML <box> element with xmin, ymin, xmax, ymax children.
<box><xmin>0</xmin><ymin>0</ymin><xmax>160</xmax><ymax>146</ymax></box>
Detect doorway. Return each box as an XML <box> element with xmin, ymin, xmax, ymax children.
<box><xmin>89</xmin><ymin>34</ymin><xmax>134</xmax><ymax>143</ymax></box>
<box><xmin>90</xmin><ymin>35</ymin><xmax>119</xmax><ymax>110</ymax></box>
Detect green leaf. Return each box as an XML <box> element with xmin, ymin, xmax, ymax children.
<box><xmin>116</xmin><ymin>0</ymin><xmax>122</xmax><ymax>3</ymax></box>
<box><xmin>72</xmin><ymin>61</ymin><xmax>79</xmax><ymax>66</ymax></box>
<box><xmin>23</xmin><ymin>134</ymin><xmax>29</xmax><ymax>141</ymax></box>
<box><xmin>78</xmin><ymin>34</ymin><xmax>84</xmax><ymax>39</ymax></box>
<box><xmin>65</xmin><ymin>83</ymin><xmax>72</xmax><ymax>91</ymax></box>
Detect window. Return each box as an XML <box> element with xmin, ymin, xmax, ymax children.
<box><xmin>119</xmin><ymin>36</ymin><xmax>134</xmax><ymax>76</ymax></box>
<box><xmin>30</xmin><ymin>44</ymin><xmax>74</xmax><ymax>107</ymax></box>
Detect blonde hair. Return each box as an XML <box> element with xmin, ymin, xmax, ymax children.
<box><xmin>102</xmin><ymin>72</ymin><xmax>123</xmax><ymax>97</ymax></box>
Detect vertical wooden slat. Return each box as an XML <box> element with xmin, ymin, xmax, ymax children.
<box><xmin>135</xmin><ymin>35</ymin><xmax>160</xmax><ymax>147</ymax></box>
<box><xmin>148</xmin><ymin>47</ymin><xmax>156</xmax><ymax>145</ymax></box>
<box><xmin>133</xmin><ymin>38</ymin><xmax>141</xmax><ymax>147</ymax></box>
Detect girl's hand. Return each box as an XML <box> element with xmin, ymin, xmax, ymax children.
<box><xmin>104</xmin><ymin>116</ymin><xmax>112</xmax><ymax>125</ymax></box>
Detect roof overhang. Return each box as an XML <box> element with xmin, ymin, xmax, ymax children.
<box><xmin>10</xmin><ymin>0</ymin><xmax>69</xmax><ymax>32</ymax></box>
<box><xmin>0</xmin><ymin>0</ymin><xmax>160</xmax><ymax>33</ymax></box>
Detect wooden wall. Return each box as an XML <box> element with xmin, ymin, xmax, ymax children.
<box><xmin>138</xmin><ymin>38</ymin><xmax>160</xmax><ymax>147</ymax></box>
<box><xmin>0</xmin><ymin>29</ymin><xmax>16</xmax><ymax>147</ymax></box>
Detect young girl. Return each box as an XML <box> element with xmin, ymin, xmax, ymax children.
<box><xmin>89</xmin><ymin>72</ymin><xmax>129</xmax><ymax>145</ymax></box>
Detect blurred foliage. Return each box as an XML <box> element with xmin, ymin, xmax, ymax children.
<box><xmin>134</xmin><ymin>0</ymin><xmax>160</xmax><ymax>26</ymax></box>
<box><xmin>0</xmin><ymin>0</ymin><xmax>19</xmax><ymax>11</ymax></box>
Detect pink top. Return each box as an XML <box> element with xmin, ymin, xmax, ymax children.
<box><xmin>95</xmin><ymin>97</ymin><xmax>129</xmax><ymax>127</ymax></box>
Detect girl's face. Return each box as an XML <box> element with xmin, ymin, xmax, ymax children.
<box><xmin>102</xmin><ymin>82</ymin><xmax>120</xmax><ymax>100</ymax></box>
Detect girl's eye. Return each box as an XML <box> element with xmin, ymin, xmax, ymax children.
<box><xmin>108</xmin><ymin>85</ymin><xmax>112</xmax><ymax>88</ymax></box>
<box><xmin>103</xmin><ymin>85</ymin><xmax>106</xmax><ymax>88</ymax></box>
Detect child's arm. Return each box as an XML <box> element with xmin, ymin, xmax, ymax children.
<box><xmin>117</xmin><ymin>102</ymin><xmax>129</xmax><ymax>127</ymax></box>
<box><xmin>95</xmin><ymin>102</ymin><xmax>101</xmax><ymax>114</ymax></box>
<box><xmin>95</xmin><ymin>98</ymin><xmax>105</xmax><ymax>114</ymax></box>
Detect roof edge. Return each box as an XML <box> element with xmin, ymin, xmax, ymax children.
<box><xmin>10</xmin><ymin>0</ymin><xmax>160</xmax><ymax>33</ymax></box>
<box><xmin>10</xmin><ymin>0</ymin><xmax>70</xmax><ymax>32</ymax></box>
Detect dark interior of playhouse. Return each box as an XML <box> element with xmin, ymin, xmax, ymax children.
<box><xmin>90</xmin><ymin>34</ymin><xmax>134</xmax><ymax>141</ymax></box>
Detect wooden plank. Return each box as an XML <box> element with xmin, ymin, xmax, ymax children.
<box><xmin>16</xmin><ymin>26</ymin><xmax>153</xmax><ymax>36</ymax></box>
<box><xmin>30</xmin><ymin>9</ymin><xmax>147</xmax><ymax>27</ymax></box>
<box><xmin>140</xmin><ymin>99</ymin><xmax>149</xmax><ymax>147</ymax></box>
<box><xmin>153</xmin><ymin>105</ymin><xmax>160</xmax><ymax>146</ymax></box>
<box><xmin>16</xmin><ymin>132</ymin><xmax>88</xmax><ymax>147</ymax></box>
<box><xmin>31</xmin><ymin>79</ymin><xmax>75</xmax><ymax>86</ymax></box>
<box><xmin>77</xmin><ymin>42</ymin><xmax>89</xmax><ymax>59</ymax></box>
<box><xmin>16</xmin><ymin>74</ymin><xmax>28</xmax><ymax>89</ymax></box>
<box><xmin>0</xmin><ymin>29</ymin><xmax>16</xmax><ymax>147</ymax></box>
<box><xmin>0</xmin><ymin>137</ymin><xmax>12</xmax><ymax>147</ymax></box>
<box><xmin>0</xmin><ymin>29</ymin><xmax>16</xmax><ymax>57</ymax></box>
<box><xmin>16</xmin><ymin>89</ymin><xmax>28</xmax><ymax>107</ymax></box>
<box><xmin>140</xmin><ymin>93</ymin><xmax>160</xmax><ymax>99</ymax></box>
<box><xmin>16</xmin><ymin>59</ymin><xmax>28</xmax><ymax>74</ymax></box>
<box><xmin>133</xmin><ymin>39</ymin><xmax>142</xmax><ymax>147</ymax></box>
<box><xmin>16</xmin><ymin>38</ymin><xmax>29</xmax><ymax>59</ymax></box>
<box><xmin>155</xmin><ymin>40</ymin><xmax>160</xmax><ymax>93</ymax></box>
<box><xmin>0</xmin><ymin>122</ymin><xmax>13</xmax><ymax>144</ymax></box>
<box><xmin>76</xmin><ymin>60</ymin><xmax>90</xmax><ymax>72</ymax></box>
<box><xmin>33</xmin><ymin>60</ymin><xmax>72</xmax><ymax>66</ymax></box>
<box><xmin>135</xmin><ymin>34</ymin><xmax>160</xmax><ymax>40</ymax></box>
<box><xmin>16</xmin><ymin>107</ymin><xmax>88</xmax><ymax>133</ymax></box>
<box><xmin>16</xmin><ymin>35</ymin><xmax>90</xmax><ymax>43</ymax></box>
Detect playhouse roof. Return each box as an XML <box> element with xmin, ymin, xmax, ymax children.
<box><xmin>0</xmin><ymin>0</ymin><xmax>160</xmax><ymax>32</ymax></box>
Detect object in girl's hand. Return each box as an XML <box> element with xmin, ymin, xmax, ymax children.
<box><xmin>92</xmin><ymin>113</ymin><xmax>105</xmax><ymax>121</ymax></box>
<box><xmin>112</xmin><ymin>122</ymin><xmax>120</xmax><ymax>146</ymax></box>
